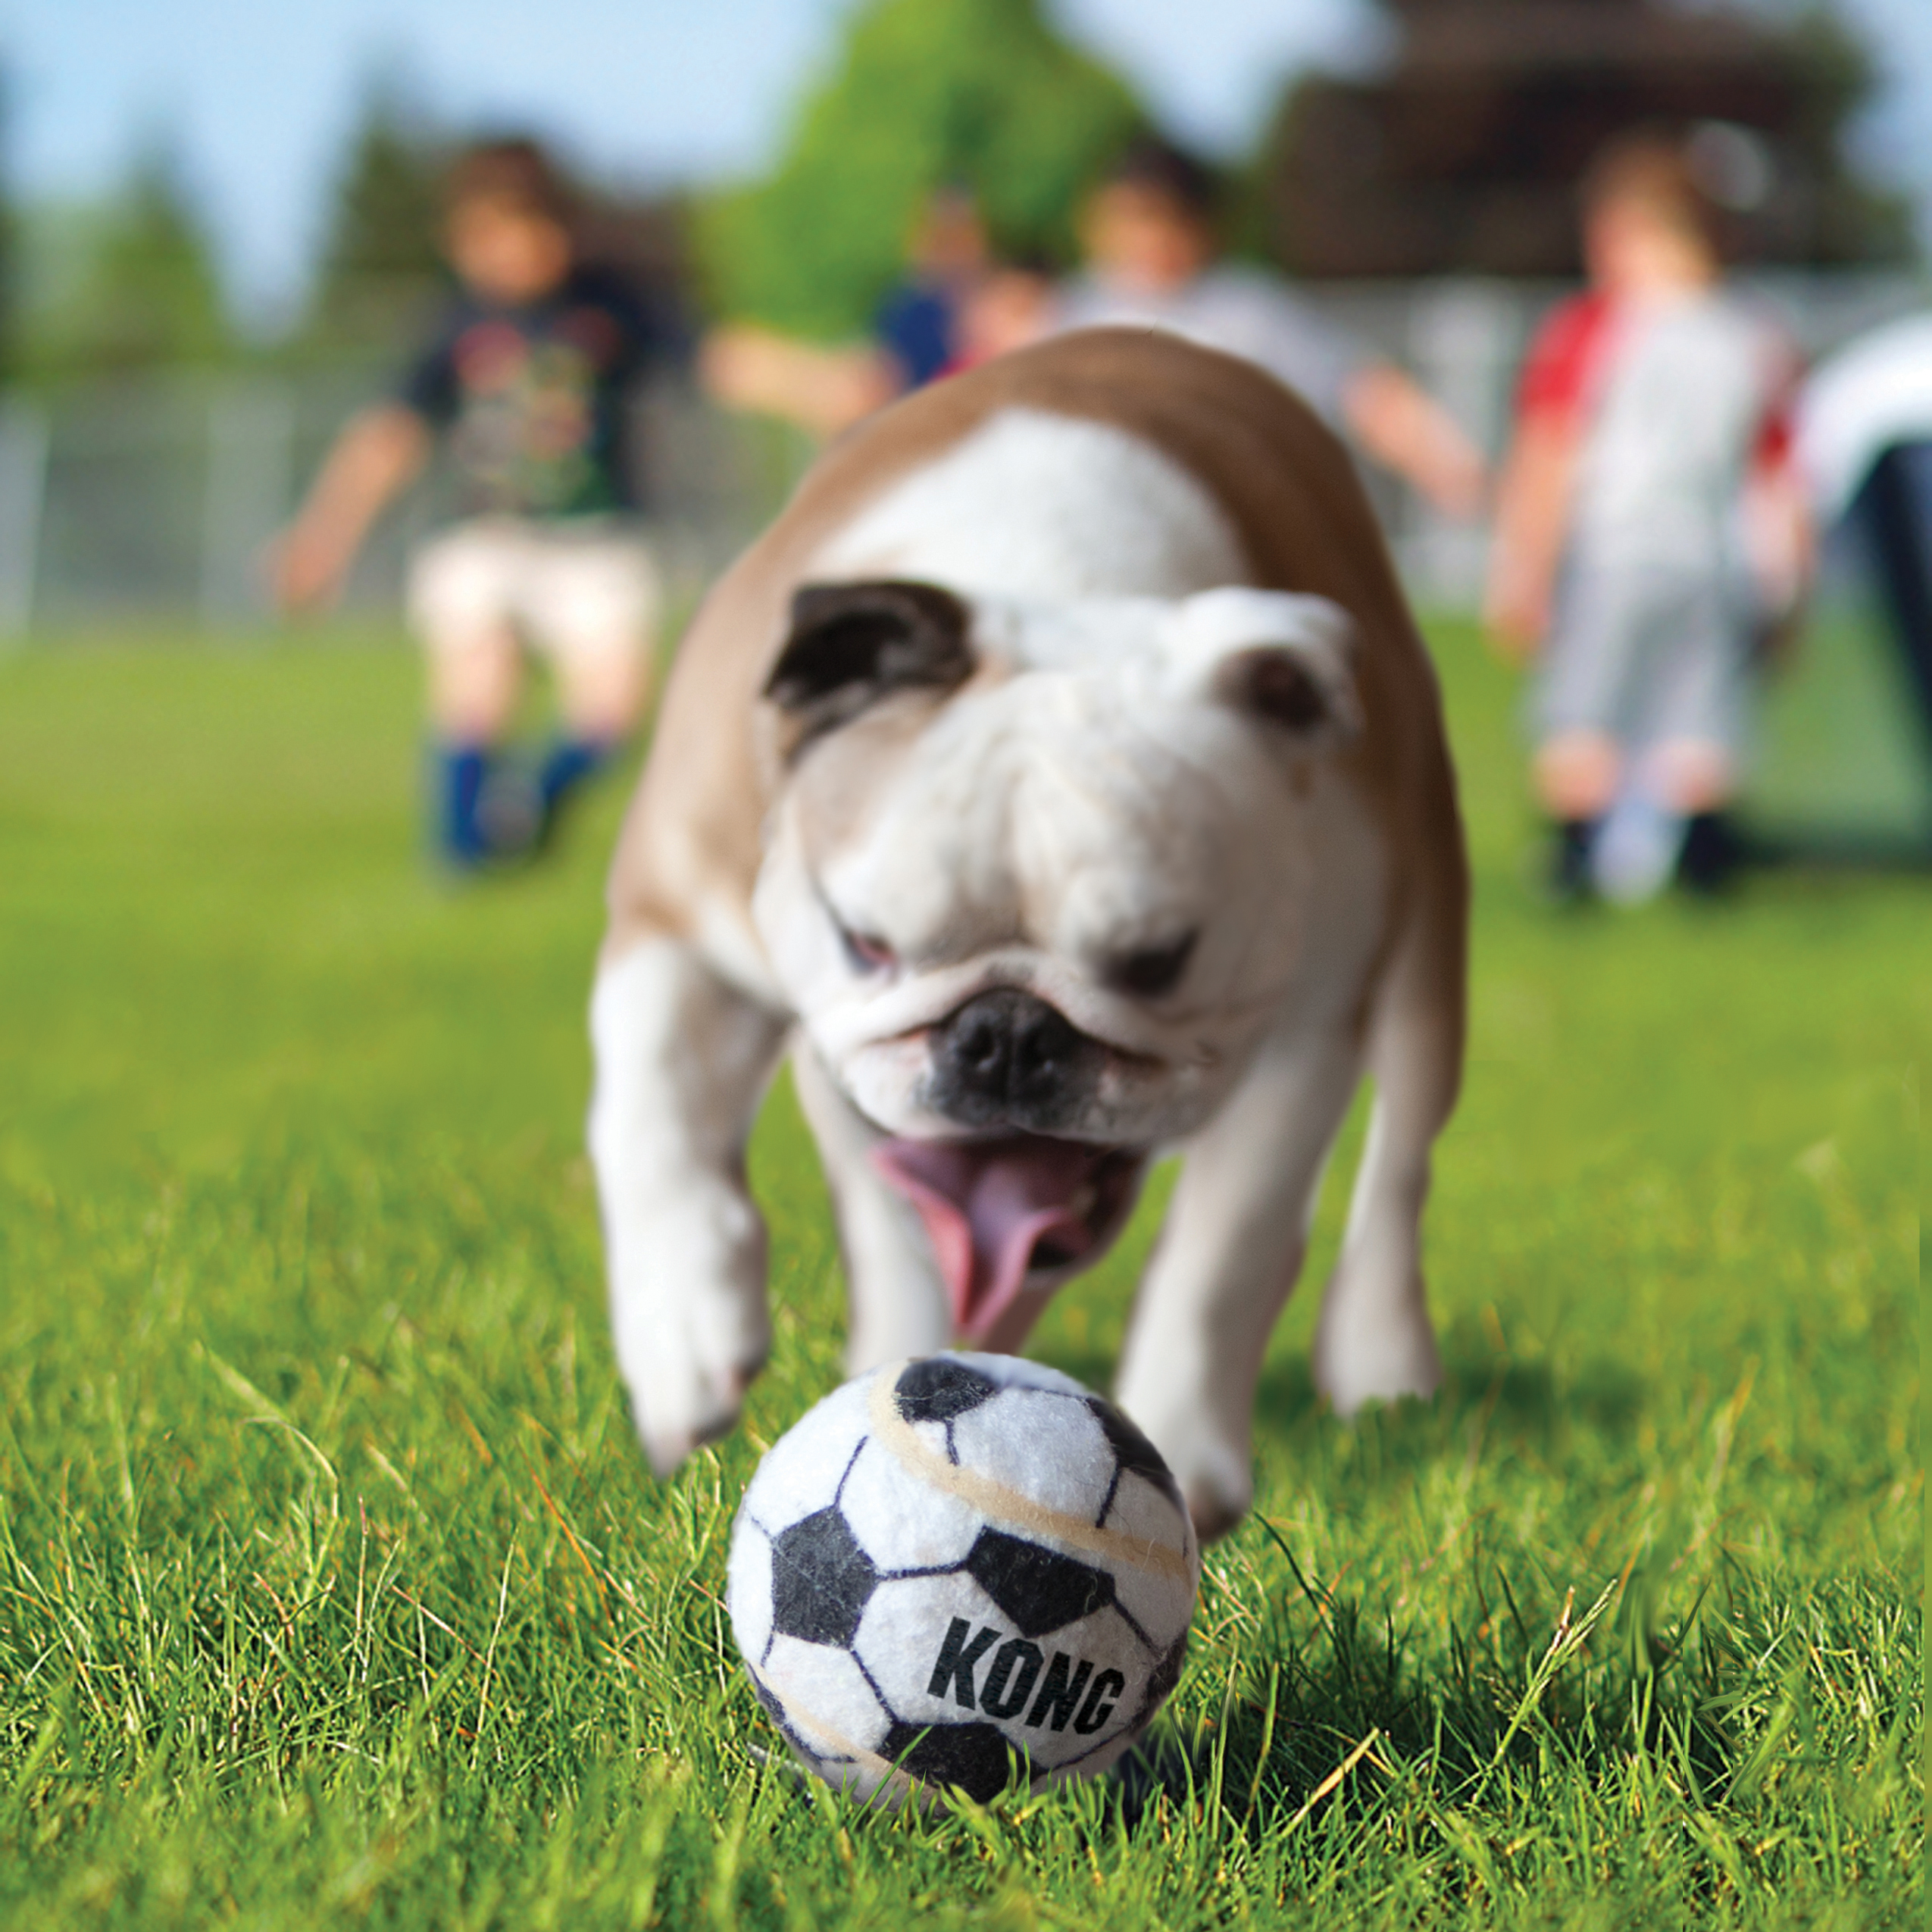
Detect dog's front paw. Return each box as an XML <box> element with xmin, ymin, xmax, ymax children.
<box><xmin>1311</xmin><ymin>1287</ymin><xmax>1443</xmax><ymax>1418</ymax></box>
<box><xmin>622</xmin><ymin>1328</ymin><xmax>766</xmax><ymax>1478</ymax></box>
<box><xmin>1180</xmin><ymin>1472</ymin><xmax>1250</xmax><ymax>1546</ymax></box>
<box><xmin>608</xmin><ymin>1184</ymin><xmax>771</xmax><ymax>1479</ymax></box>
<box><xmin>1171</xmin><ymin>1436</ymin><xmax>1253</xmax><ymax>1545</ymax></box>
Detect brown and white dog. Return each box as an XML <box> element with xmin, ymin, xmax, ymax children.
<box><xmin>589</xmin><ymin>328</ymin><xmax>1467</xmax><ymax>1540</ymax></box>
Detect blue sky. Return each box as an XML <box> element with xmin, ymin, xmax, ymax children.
<box><xmin>8</xmin><ymin>0</ymin><xmax>1930</xmax><ymax>324</ymax></box>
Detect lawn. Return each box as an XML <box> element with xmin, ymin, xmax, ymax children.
<box><xmin>0</xmin><ymin>614</ymin><xmax>1921</xmax><ymax>1929</ymax></box>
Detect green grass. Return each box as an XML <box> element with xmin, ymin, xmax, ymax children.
<box><xmin>0</xmin><ymin>619</ymin><xmax>1921</xmax><ymax>1929</ymax></box>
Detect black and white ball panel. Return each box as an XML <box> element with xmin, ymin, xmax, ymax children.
<box><xmin>758</xmin><ymin>1632</ymin><xmax>890</xmax><ymax>1763</ymax></box>
<box><xmin>839</xmin><ymin>1433</ymin><xmax>981</xmax><ymax>1569</ymax></box>
<box><xmin>964</xmin><ymin>1527</ymin><xmax>1115</xmax><ymax>1637</ymax></box>
<box><xmin>879</xmin><ymin>1716</ymin><xmax>1029</xmax><ymax>1801</ymax></box>
<box><xmin>769</xmin><ymin>1506</ymin><xmax>877</xmax><ymax>1649</ymax></box>
<box><xmin>890</xmin><ymin>1355</ymin><xmax>1002</xmax><ymax>1423</ymax></box>
<box><xmin>726</xmin><ymin>1518</ymin><xmax>774</xmax><ymax>1664</ymax></box>
<box><xmin>1103</xmin><ymin>1466</ymin><xmax>1191</xmax><ymax>1551</ymax></box>
<box><xmin>851</xmin><ymin>1571</ymin><xmax>1010</xmax><ymax>1729</ymax></box>
<box><xmin>1087</xmin><ymin>1399</ymin><xmax>1187</xmax><ymax>1515</ymax></box>
<box><xmin>1101</xmin><ymin>1471</ymin><xmax>1194</xmax><ymax>1642</ymax></box>
<box><xmin>742</xmin><ymin>1374</ymin><xmax>873</xmax><ymax>1536</ymax></box>
<box><xmin>949</xmin><ymin>1388</ymin><xmax>1119</xmax><ymax>1524</ymax></box>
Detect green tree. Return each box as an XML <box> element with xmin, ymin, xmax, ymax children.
<box><xmin>1251</xmin><ymin>0</ymin><xmax>1915</xmax><ymax>277</ymax></box>
<box><xmin>699</xmin><ymin>0</ymin><xmax>1146</xmax><ymax>338</ymax></box>
<box><xmin>17</xmin><ymin>135</ymin><xmax>229</xmax><ymax>378</ymax></box>
<box><xmin>301</xmin><ymin>70</ymin><xmax>446</xmax><ymax>354</ymax></box>
<box><xmin>1780</xmin><ymin>2</ymin><xmax>1916</xmax><ymax>264</ymax></box>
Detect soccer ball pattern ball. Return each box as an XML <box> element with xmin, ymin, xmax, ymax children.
<box><xmin>727</xmin><ymin>1352</ymin><xmax>1199</xmax><ymax>1806</ymax></box>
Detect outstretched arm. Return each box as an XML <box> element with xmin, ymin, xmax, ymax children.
<box><xmin>1743</xmin><ymin>450</ymin><xmax>1815</xmax><ymax>662</ymax></box>
<box><xmin>699</xmin><ymin>324</ymin><xmax>902</xmax><ymax>440</ymax></box>
<box><xmin>1343</xmin><ymin>363</ymin><xmax>1489</xmax><ymax>520</ymax></box>
<box><xmin>270</xmin><ymin>403</ymin><xmax>431</xmax><ymax>612</ymax></box>
<box><xmin>1482</xmin><ymin>413</ymin><xmax>1577</xmax><ymax>661</ymax></box>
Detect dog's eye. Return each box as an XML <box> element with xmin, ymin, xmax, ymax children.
<box><xmin>1108</xmin><ymin>930</ymin><xmax>1198</xmax><ymax>999</ymax></box>
<box><xmin>837</xmin><ymin>922</ymin><xmax>896</xmax><ymax>974</ymax></box>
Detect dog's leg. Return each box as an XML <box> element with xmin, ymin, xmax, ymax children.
<box><xmin>589</xmin><ymin>935</ymin><xmax>787</xmax><ymax>1477</ymax></box>
<box><xmin>789</xmin><ymin>1044</ymin><xmax>953</xmax><ymax>1374</ymax></box>
<box><xmin>1115</xmin><ymin>1027</ymin><xmax>1364</xmax><ymax>1541</ymax></box>
<box><xmin>1311</xmin><ymin>902</ymin><xmax>1463</xmax><ymax>1415</ymax></box>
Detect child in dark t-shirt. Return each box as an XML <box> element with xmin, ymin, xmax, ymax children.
<box><xmin>399</xmin><ymin>258</ymin><xmax>658</xmax><ymax>521</ymax></box>
<box><xmin>274</xmin><ymin>140</ymin><xmax>678</xmax><ymax>867</ymax></box>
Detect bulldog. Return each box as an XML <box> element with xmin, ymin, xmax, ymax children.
<box><xmin>589</xmin><ymin>328</ymin><xmax>1467</xmax><ymax>1539</ymax></box>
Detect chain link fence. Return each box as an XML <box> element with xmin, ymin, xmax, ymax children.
<box><xmin>0</xmin><ymin>273</ymin><xmax>1924</xmax><ymax>638</ymax></box>
<box><xmin>0</xmin><ymin>358</ymin><xmax>803</xmax><ymax>637</ymax></box>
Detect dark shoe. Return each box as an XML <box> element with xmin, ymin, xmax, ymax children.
<box><xmin>533</xmin><ymin>736</ymin><xmax>617</xmax><ymax>852</ymax></box>
<box><xmin>1540</xmin><ymin>818</ymin><xmax>1600</xmax><ymax>905</ymax></box>
<box><xmin>1677</xmin><ymin>811</ymin><xmax>1743</xmax><ymax>896</ymax></box>
<box><xmin>477</xmin><ymin>761</ymin><xmax>543</xmax><ymax>861</ymax></box>
<box><xmin>437</xmin><ymin>744</ymin><xmax>494</xmax><ymax>868</ymax></box>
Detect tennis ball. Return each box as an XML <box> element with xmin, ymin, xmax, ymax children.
<box><xmin>727</xmin><ymin>1352</ymin><xmax>1199</xmax><ymax>1807</ymax></box>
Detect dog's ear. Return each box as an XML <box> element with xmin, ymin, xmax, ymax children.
<box><xmin>1168</xmin><ymin>587</ymin><xmax>1361</xmax><ymax>745</ymax></box>
<box><xmin>764</xmin><ymin>580</ymin><xmax>975</xmax><ymax>755</ymax></box>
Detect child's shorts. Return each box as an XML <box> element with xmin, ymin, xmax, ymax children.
<box><xmin>408</xmin><ymin>517</ymin><xmax>661</xmax><ymax>665</ymax></box>
<box><xmin>1535</xmin><ymin>562</ymin><xmax>1753</xmax><ymax>754</ymax></box>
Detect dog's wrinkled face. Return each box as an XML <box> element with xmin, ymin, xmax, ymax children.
<box><xmin>750</xmin><ymin>577</ymin><xmax>1361</xmax><ymax>1345</ymax></box>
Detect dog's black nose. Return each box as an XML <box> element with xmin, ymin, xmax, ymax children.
<box><xmin>930</xmin><ymin>989</ymin><xmax>1100</xmax><ymax>1130</ymax></box>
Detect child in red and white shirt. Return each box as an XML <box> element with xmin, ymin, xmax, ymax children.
<box><xmin>1486</xmin><ymin>133</ymin><xmax>1810</xmax><ymax>900</ymax></box>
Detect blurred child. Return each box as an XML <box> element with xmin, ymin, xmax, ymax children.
<box><xmin>702</xmin><ymin>188</ymin><xmax>993</xmax><ymax>437</ymax></box>
<box><xmin>274</xmin><ymin>139</ymin><xmax>678</xmax><ymax>868</ymax></box>
<box><xmin>946</xmin><ymin>256</ymin><xmax>1058</xmax><ymax>372</ymax></box>
<box><xmin>1055</xmin><ymin>139</ymin><xmax>1487</xmax><ymax>518</ymax></box>
<box><xmin>1486</xmin><ymin>132</ymin><xmax>1810</xmax><ymax>902</ymax></box>
<box><xmin>873</xmin><ymin>186</ymin><xmax>995</xmax><ymax>386</ymax></box>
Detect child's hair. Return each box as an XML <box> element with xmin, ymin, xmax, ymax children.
<box><xmin>1579</xmin><ymin>130</ymin><xmax>1722</xmax><ymax>254</ymax></box>
<box><xmin>1100</xmin><ymin>137</ymin><xmax>1221</xmax><ymax>223</ymax></box>
<box><xmin>442</xmin><ymin>138</ymin><xmax>577</xmax><ymax>230</ymax></box>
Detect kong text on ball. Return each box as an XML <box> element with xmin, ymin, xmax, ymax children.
<box><xmin>727</xmin><ymin>1352</ymin><xmax>1199</xmax><ymax>1807</ymax></box>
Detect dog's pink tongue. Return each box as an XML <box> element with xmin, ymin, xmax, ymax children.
<box><xmin>871</xmin><ymin>1137</ymin><xmax>1104</xmax><ymax>1343</ymax></box>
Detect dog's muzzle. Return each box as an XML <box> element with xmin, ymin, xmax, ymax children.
<box><xmin>927</xmin><ymin>987</ymin><xmax>1102</xmax><ymax>1133</ymax></box>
